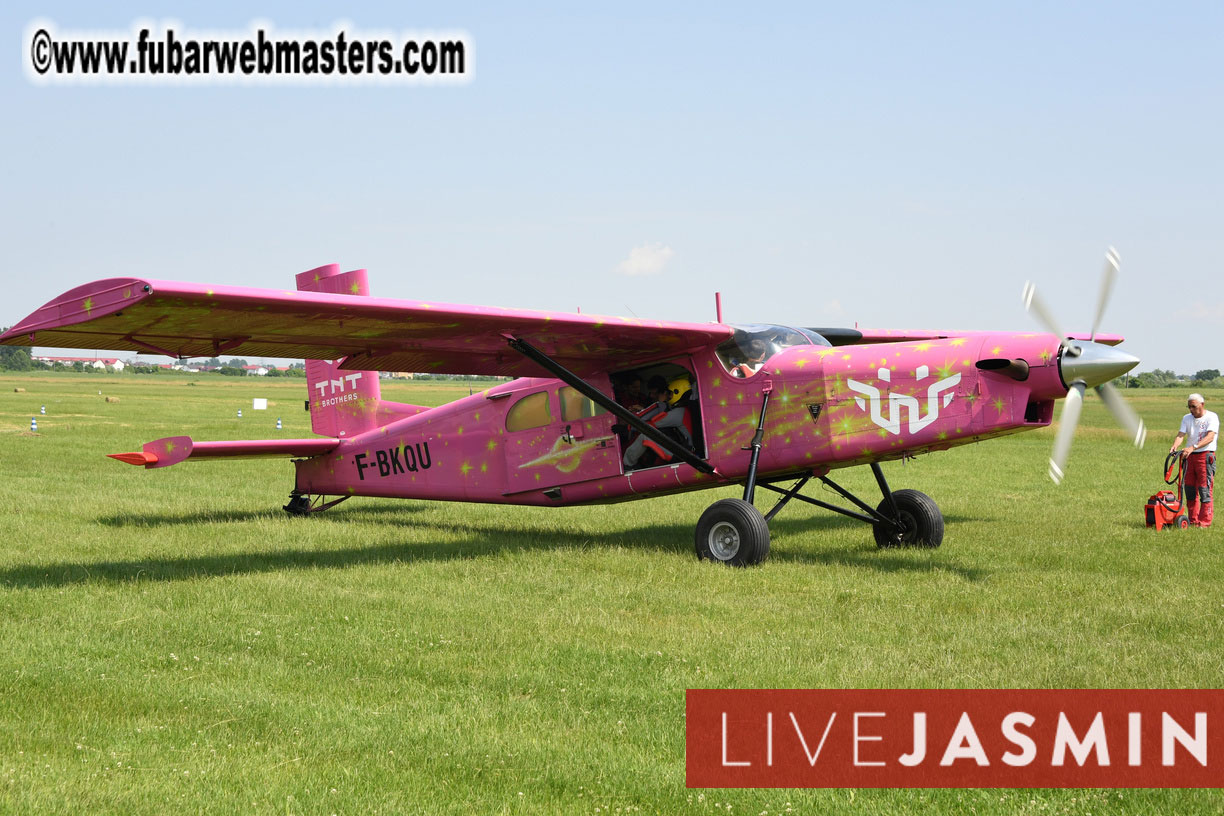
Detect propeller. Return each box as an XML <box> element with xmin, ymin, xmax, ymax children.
<box><xmin>1097</xmin><ymin>380</ymin><xmax>1147</xmax><ymax>447</ymax></box>
<box><xmin>1090</xmin><ymin>247</ymin><xmax>1120</xmax><ymax>342</ymax></box>
<box><xmin>1048</xmin><ymin>381</ymin><xmax>1084</xmax><ymax>485</ymax></box>
<box><xmin>1024</xmin><ymin>247</ymin><xmax>1145</xmax><ymax>484</ymax></box>
<box><xmin>1021</xmin><ymin>281</ymin><xmax>1069</xmax><ymax>352</ymax></box>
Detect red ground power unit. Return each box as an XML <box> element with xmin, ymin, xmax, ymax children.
<box><xmin>1146</xmin><ymin>452</ymin><xmax>1190</xmax><ymax>530</ymax></box>
<box><xmin>1145</xmin><ymin>490</ymin><xmax>1188</xmax><ymax>530</ymax></box>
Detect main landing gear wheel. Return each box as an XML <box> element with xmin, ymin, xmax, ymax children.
<box><xmin>873</xmin><ymin>489</ymin><xmax>944</xmax><ymax>549</ymax></box>
<box><xmin>695</xmin><ymin>498</ymin><xmax>771</xmax><ymax>567</ymax></box>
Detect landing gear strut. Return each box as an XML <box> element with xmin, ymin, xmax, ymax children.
<box><xmin>695</xmin><ymin>389</ymin><xmax>775</xmax><ymax>566</ymax></box>
<box><xmin>283</xmin><ymin>491</ymin><xmax>350</xmax><ymax>516</ymax></box>
<box><xmin>693</xmin><ymin>389</ymin><xmax>943</xmax><ymax>565</ymax></box>
<box><xmin>695</xmin><ymin>464</ymin><xmax>945</xmax><ymax>566</ymax></box>
<box><xmin>759</xmin><ymin>464</ymin><xmax>944</xmax><ymax>553</ymax></box>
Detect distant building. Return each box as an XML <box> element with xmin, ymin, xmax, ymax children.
<box><xmin>34</xmin><ymin>356</ymin><xmax>126</xmax><ymax>371</ymax></box>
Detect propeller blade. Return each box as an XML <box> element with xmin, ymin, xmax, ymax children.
<box><xmin>1049</xmin><ymin>381</ymin><xmax>1086</xmax><ymax>484</ymax></box>
<box><xmin>1089</xmin><ymin>247</ymin><xmax>1120</xmax><ymax>342</ymax></box>
<box><xmin>1096</xmin><ymin>381</ymin><xmax>1147</xmax><ymax>448</ymax></box>
<box><xmin>1022</xmin><ymin>281</ymin><xmax>1069</xmax><ymax>343</ymax></box>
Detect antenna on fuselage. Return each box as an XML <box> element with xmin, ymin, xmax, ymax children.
<box><xmin>715</xmin><ymin>292</ymin><xmax>723</xmax><ymax>323</ymax></box>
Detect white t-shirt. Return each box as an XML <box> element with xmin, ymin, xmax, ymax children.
<box><xmin>1179</xmin><ymin>409</ymin><xmax>1220</xmax><ymax>453</ymax></box>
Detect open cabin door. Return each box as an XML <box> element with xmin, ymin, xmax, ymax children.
<box><xmin>501</xmin><ymin>380</ymin><xmax>622</xmax><ymax>494</ymax></box>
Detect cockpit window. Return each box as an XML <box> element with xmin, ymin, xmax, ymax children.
<box><xmin>506</xmin><ymin>391</ymin><xmax>552</xmax><ymax>431</ymax></box>
<box><xmin>559</xmin><ymin>387</ymin><xmax>608</xmax><ymax>421</ymax></box>
<box><xmin>715</xmin><ymin>324</ymin><xmax>831</xmax><ymax>378</ymax></box>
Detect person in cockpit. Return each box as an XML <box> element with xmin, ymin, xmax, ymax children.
<box><xmin>731</xmin><ymin>339</ymin><xmax>768</xmax><ymax>378</ymax></box>
<box><xmin>623</xmin><ymin>376</ymin><xmax>693</xmax><ymax>469</ymax></box>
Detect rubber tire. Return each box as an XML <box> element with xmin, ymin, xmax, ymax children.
<box><xmin>1175</xmin><ymin>515</ymin><xmax>1190</xmax><ymax>530</ymax></box>
<box><xmin>873</xmin><ymin>489</ymin><xmax>944</xmax><ymax>549</ymax></box>
<box><xmin>695</xmin><ymin>498</ymin><xmax>771</xmax><ymax>567</ymax></box>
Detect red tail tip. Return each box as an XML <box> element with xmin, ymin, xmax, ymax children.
<box><xmin>108</xmin><ymin>451</ymin><xmax>158</xmax><ymax>466</ymax></box>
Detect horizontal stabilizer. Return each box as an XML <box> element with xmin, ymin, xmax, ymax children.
<box><xmin>108</xmin><ymin>451</ymin><xmax>159</xmax><ymax>466</ymax></box>
<box><xmin>109</xmin><ymin>436</ymin><xmax>339</xmax><ymax>468</ymax></box>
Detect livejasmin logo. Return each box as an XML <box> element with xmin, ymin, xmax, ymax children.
<box><xmin>719</xmin><ymin>710</ymin><xmax>1203</xmax><ymax>768</ymax></box>
<box><xmin>847</xmin><ymin>366</ymin><xmax>960</xmax><ymax>435</ymax></box>
<box><xmin>686</xmin><ymin>690</ymin><xmax>1223</xmax><ymax>788</ymax></box>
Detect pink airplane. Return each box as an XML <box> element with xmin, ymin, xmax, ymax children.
<box><xmin>1</xmin><ymin>251</ymin><xmax>1144</xmax><ymax>566</ymax></box>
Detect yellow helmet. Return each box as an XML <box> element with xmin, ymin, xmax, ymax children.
<box><xmin>666</xmin><ymin>377</ymin><xmax>691</xmax><ymax>406</ymax></box>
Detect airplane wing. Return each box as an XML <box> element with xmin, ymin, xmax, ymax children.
<box><xmin>810</xmin><ymin>327</ymin><xmax>1125</xmax><ymax>347</ymax></box>
<box><xmin>0</xmin><ymin>278</ymin><xmax>734</xmax><ymax>377</ymax></box>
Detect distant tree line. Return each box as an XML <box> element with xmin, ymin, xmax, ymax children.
<box><xmin>0</xmin><ymin>341</ymin><xmax>498</xmax><ymax>381</ymax></box>
<box><xmin>1127</xmin><ymin>369</ymin><xmax>1222</xmax><ymax>388</ymax></box>
<box><xmin>0</xmin><ymin>341</ymin><xmax>311</xmax><ymax>375</ymax></box>
<box><xmin>0</xmin><ymin>328</ymin><xmax>33</xmax><ymax>370</ymax></box>
<box><xmin>410</xmin><ymin>373</ymin><xmax>507</xmax><ymax>382</ymax></box>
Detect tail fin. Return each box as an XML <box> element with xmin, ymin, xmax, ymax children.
<box><xmin>297</xmin><ymin>264</ymin><xmax>431</xmax><ymax>436</ymax></box>
<box><xmin>297</xmin><ymin>265</ymin><xmax>386</xmax><ymax>438</ymax></box>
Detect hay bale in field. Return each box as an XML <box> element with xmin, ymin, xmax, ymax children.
<box><xmin>13</xmin><ymin>387</ymin><xmax>25</xmax><ymax>392</ymax></box>
<box><xmin>105</xmin><ymin>396</ymin><xmax>121</xmax><ymax>404</ymax></box>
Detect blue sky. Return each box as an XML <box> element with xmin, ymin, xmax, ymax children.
<box><xmin>3</xmin><ymin>2</ymin><xmax>1221</xmax><ymax>373</ymax></box>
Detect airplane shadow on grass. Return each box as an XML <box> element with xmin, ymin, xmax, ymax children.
<box><xmin>2</xmin><ymin>504</ymin><xmax>986</xmax><ymax>589</ymax></box>
<box><xmin>96</xmin><ymin>502</ymin><xmax>427</xmax><ymax>528</ymax></box>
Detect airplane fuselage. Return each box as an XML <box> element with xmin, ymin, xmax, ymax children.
<box><xmin>293</xmin><ymin>332</ymin><xmax>1069</xmax><ymax>506</ymax></box>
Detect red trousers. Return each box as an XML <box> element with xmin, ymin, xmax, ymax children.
<box><xmin>1184</xmin><ymin>451</ymin><xmax>1215</xmax><ymax>527</ymax></box>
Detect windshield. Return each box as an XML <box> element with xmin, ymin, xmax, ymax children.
<box><xmin>714</xmin><ymin>324</ymin><xmax>830</xmax><ymax>378</ymax></box>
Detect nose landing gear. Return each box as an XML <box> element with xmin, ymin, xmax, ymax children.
<box><xmin>871</xmin><ymin>488</ymin><xmax>944</xmax><ymax>549</ymax></box>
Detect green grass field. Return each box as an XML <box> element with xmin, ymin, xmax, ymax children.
<box><xmin>1</xmin><ymin>372</ymin><xmax>1221</xmax><ymax>814</ymax></box>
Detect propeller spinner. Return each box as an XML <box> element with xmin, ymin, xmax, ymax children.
<box><xmin>1023</xmin><ymin>248</ymin><xmax>1145</xmax><ymax>484</ymax></box>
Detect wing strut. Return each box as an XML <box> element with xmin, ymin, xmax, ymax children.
<box><xmin>505</xmin><ymin>336</ymin><xmax>717</xmax><ymax>475</ymax></box>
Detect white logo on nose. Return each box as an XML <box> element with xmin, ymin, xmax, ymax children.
<box><xmin>847</xmin><ymin>366</ymin><xmax>960</xmax><ymax>436</ymax></box>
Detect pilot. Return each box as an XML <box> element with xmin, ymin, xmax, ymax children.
<box><xmin>731</xmin><ymin>339</ymin><xmax>768</xmax><ymax>378</ymax></box>
<box><xmin>623</xmin><ymin>376</ymin><xmax>693</xmax><ymax>469</ymax></box>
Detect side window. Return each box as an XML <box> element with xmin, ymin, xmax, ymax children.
<box><xmin>559</xmin><ymin>387</ymin><xmax>608</xmax><ymax>421</ymax></box>
<box><xmin>506</xmin><ymin>391</ymin><xmax>552</xmax><ymax>431</ymax></box>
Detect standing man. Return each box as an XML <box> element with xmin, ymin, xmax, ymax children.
<box><xmin>1170</xmin><ymin>393</ymin><xmax>1218</xmax><ymax>527</ymax></box>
